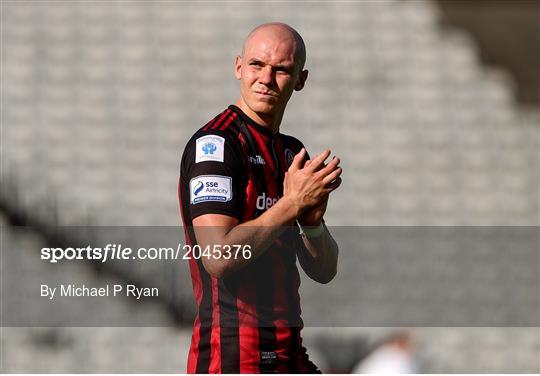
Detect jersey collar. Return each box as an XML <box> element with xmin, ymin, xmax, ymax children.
<box><xmin>228</xmin><ymin>105</ymin><xmax>277</xmax><ymax>138</ymax></box>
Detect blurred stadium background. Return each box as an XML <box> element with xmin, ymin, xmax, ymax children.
<box><xmin>1</xmin><ymin>0</ymin><xmax>538</xmax><ymax>373</ymax></box>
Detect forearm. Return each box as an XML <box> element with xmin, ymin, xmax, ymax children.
<box><xmin>297</xmin><ymin>226</ymin><xmax>339</xmax><ymax>283</ymax></box>
<box><xmin>196</xmin><ymin>196</ymin><xmax>300</xmax><ymax>278</ymax></box>
<box><xmin>195</xmin><ymin>147</ymin><xmax>343</xmax><ymax>279</ymax></box>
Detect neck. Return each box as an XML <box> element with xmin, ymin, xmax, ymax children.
<box><xmin>235</xmin><ymin>98</ymin><xmax>283</xmax><ymax>135</ymax></box>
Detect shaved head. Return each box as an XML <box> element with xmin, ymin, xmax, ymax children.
<box><xmin>242</xmin><ymin>22</ymin><xmax>306</xmax><ymax>71</ymax></box>
<box><xmin>235</xmin><ymin>22</ymin><xmax>309</xmax><ymax>132</ymax></box>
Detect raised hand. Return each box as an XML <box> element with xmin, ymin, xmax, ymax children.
<box><xmin>283</xmin><ymin>148</ymin><xmax>342</xmax><ymax>217</ymax></box>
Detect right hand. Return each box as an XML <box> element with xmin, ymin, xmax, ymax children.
<box><xmin>283</xmin><ymin>148</ymin><xmax>342</xmax><ymax>216</ymax></box>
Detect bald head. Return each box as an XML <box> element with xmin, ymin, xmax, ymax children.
<box><xmin>242</xmin><ymin>22</ymin><xmax>306</xmax><ymax>71</ymax></box>
<box><xmin>234</xmin><ymin>22</ymin><xmax>309</xmax><ymax>131</ymax></box>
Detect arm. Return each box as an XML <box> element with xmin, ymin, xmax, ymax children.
<box><xmin>193</xmin><ymin>195</ymin><xmax>300</xmax><ymax>278</ymax></box>
<box><xmin>194</xmin><ymin>148</ymin><xmax>342</xmax><ymax>279</ymax></box>
<box><xmin>294</xmin><ymin>159</ymin><xmax>341</xmax><ymax>284</ymax></box>
<box><xmin>297</xmin><ymin>218</ymin><xmax>339</xmax><ymax>284</ymax></box>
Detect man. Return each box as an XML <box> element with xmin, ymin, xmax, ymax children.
<box><xmin>179</xmin><ymin>23</ymin><xmax>342</xmax><ymax>373</ymax></box>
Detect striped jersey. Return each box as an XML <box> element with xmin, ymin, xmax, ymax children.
<box><xmin>178</xmin><ymin>105</ymin><xmax>320</xmax><ymax>373</ymax></box>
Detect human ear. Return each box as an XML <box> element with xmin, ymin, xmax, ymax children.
<box><xmin>294</xmin><ymin>69</ymin><xmax>308</xmax><ymax>91</ymax></box>
<box><xmin>234</xmin><ymin>56</ymin><xmax>242</xmax><ymax>80</ymax></box>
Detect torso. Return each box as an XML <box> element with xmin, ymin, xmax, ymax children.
<box><xmin>179</xmin><ymin>105</ymin><xmax>314</xmax><ymax>373</ymax></box>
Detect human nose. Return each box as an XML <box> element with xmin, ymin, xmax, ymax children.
<box><xmin>258</xmin><ymin>66</ymin><xmax>274</xmax><ymax>85</ymax></box>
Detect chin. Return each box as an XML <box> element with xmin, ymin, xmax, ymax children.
<box><xmin>250</xmin><ymin>101</ymin><xmax>276</xmax><ymax>115</ymax></box>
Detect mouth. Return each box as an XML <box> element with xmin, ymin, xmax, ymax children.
<box><xmin>255</xmin><ymin>91</ymin><xmax>278</xmax><ymax>98</ymax></box>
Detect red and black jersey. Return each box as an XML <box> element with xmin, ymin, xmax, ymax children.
<box><xmin>179</xmin><ymin>105</ymin><xmax>320</xmax><ymax>373</ymax></box>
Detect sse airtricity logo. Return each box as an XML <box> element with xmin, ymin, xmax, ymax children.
<box><xmin>190</xmin><ymin>175</ymin><xmax>232</xmax><ymax>204</ymax></box>
<box><xmin>193</xmin><ymin>181</ymin><xmax>204</xmax><ymax>196</ymax></box>
<box><xmin>196</xmin><ymin>135</ymin><xmax>225</xmax><ymax>163</ymax></box>
<box><xmin>202</xmin><ymin>142</ymin><xmax>217</xmax><ymax>155</ymax></box>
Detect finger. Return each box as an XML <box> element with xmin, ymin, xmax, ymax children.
<box><xmin>325</xmin><ymin>177</ymin><xmax>342</xmax><ymax>192</ymax></box>
<box><xmin>306</xmin><ymin>149</ymin><xmax>331</xmax><ymax>172</ymax></box>
<box><xmin>317</xmin><ymin>156</ymin><xmax>340</xmax><ymax>177</ymax></box>
<box><xmin>305</xmin><ymin>160</ymin><xmax>312</xmax><ymax>167</ymax></box>
<box><xmin>307</xmin><ymin>159</ymin><xmax>326</xmax><ymax>172</ymax></box>
<box><xmin>289</xmin><ymin>148</ymin><xmax>306</xmax><ymax>172</ymax></box>
<box><xmin>322</xmin><ymin>167</ymin><xmax>342</xmax><ymax>185</ymax></box>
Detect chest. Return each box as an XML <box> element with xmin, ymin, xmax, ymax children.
<box><xmin>239</xmin><ymin>133</ymin><xmax>296</xmax><ymax>216</ymax></box>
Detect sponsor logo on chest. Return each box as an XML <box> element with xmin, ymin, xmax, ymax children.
<box><xmin>256</xmin><ymin>191</ymin><xmax>279</xmax><ymax>211</ymax></box>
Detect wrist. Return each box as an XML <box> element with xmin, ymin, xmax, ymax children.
<box><xmin>281</xmin><ymin>195</ymin><xmax>303</xmax><ymax>219</ymax></box>
<box><xmin>298</xmin><ymin>216</ymin><xmax>322</xmax><ymax>227</ymax></box>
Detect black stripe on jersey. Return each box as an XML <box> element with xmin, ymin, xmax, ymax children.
<box><xmin>281</xmin><ymin>231</ymin><xmax>303</xmax><ymax>372</ymax></box>
<box><xmin>237</xmin><ymin>121</ymin><xmax>279</xmax><ymax>365</ymax></box>
<box><xmin>238</xmin><ymin>122</ymin><xmax>266</xmax><ymax>218</ymax></box>
<box><xmin>288</xmin><ymin>327</ymin><xmax>299</xmax><ymax>372</ymax></box>
<box><xmin>255</xmin><ymin>252</ymin><xmax>278</xmax><ymax>372</ymax></box>
<box><xmin>195</xmin><ymin>260</ymin><xmax>213</xmax><ymax>374</ymax></box>
<box><xmin>218</xmin><ymin>278</ymin><xmax>240</xmax><ymax>373</ymax></box>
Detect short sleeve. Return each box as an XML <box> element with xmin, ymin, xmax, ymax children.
<box><xmin>180</xmin><ymin>131</ymin><xmax>245</xmax><ymax>220</ymax></box>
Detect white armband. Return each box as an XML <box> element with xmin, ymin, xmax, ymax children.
<box><xmin>298</xmin><ymin>222</ymin><xmax>325</xmax><ymax>238</ymax></box>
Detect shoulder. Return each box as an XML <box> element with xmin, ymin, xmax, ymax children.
<box><xmin>183</xmin><ymin>110</ymin><xmax>244</xmax><ymax>157</ymax></box>
<box><xmin>180</xmin><ymin>110</ymin><xmax>247</xmax><ymax>179</ymax></box>
<box><xmin>279</xmin><ymin>133</ymin><xmax>305</xmax><ymax>153</ymax></box>
<box><xmin>199</xmin><ymin>108</ymin><xmax>241</xmax><ymax>136</ymax></box>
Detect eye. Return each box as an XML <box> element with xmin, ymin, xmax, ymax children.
<box><xmin>275</xmin><ymin>66</ymin><xmax>292</xmax><ymax>75</ymax></box>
